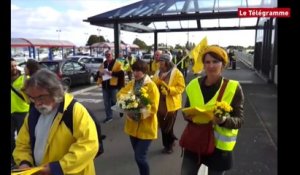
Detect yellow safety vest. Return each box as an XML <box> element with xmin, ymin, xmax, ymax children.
<box><xmin>11</xmin><ymin>75</ymin><xmax>29</xmax><ymax>113</ymax></box>
<box><xmin>186</xmin><ymin>77</ymin><xmax>239</xmax><ymax>151</ymax></box>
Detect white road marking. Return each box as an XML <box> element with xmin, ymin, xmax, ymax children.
<box><xmin>76</xmin><ymin>98</ymin><xmax>103</xmax><ymax>103</ymax></box>
<box><xmin>77</xmin><ymin>92</ymin><xmax>103</xmax><ymax>96</ymax></box>
<box><xmin>71</xmin><ymin>86</ymin><xmax>99</xmax><ymax>95</ymax></box>
<box><xmin>70</xmin><ymin>86</ymin><xmax>104</xmax><ymax>104</ymax></box>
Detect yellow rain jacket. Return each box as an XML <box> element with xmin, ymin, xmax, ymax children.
<box><xmin>152</xmin><ymin>68</ymin><xmax>185</xmax><ymax>112</ymax></box>
<box><xmin>117</xmin><ymin>75</ymin><xmax>160</xmax><ymax>139</ymax></box>
<box><xmin>13</xmin><ymin>93</ymin><xmax>98</xmax><ymax>175</ymax></box>
<box><xmin>150</xmin><ymin>60</ymin><xmax>160</xmax><ymax>75</ymax></box>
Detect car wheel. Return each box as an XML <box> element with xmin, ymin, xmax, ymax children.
<box><xmin>62</xmin><ymin>79</ymin><xmax>71</xmax><ymax>92</ymax></box>
<box><xmin>87</xmin><ymin>74</ymin><xmax>94</xmax><ymax>84</ymax></box>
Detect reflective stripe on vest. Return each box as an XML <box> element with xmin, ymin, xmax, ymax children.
<box><xmin>186</xmin><ymin>77</ymin><xmax>239</xmax><ymax>151</ymax></box>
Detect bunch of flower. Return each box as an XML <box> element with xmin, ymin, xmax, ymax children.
<box><xmin>117</xmin><ymin>87</ymin><xmax>151</xmax><ymax>121</ymax></box>
<box><xmin>213</xmin><ymin>101</ymin><xmax>233</xmax><ymax>118</ymax></box>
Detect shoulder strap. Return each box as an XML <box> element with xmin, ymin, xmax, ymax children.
<box><xmin>217</xmin><ymin>79</ymin><xmax>229</xmax><ymax>102</ymax></box>
<box><xmin>11</xmin><ymin>84</ymin><xmax>25</xmax><ymax>101</ymax></box>
<box><xmin>61</xmin><ymin>99</ymin><xmax>77</xmax><ymax>134</ymax></box>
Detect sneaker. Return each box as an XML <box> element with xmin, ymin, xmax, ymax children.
<box><xmin>102</xmin><ymin>118</ymin><xmax>113</xmax><ymax>124</ymax></box>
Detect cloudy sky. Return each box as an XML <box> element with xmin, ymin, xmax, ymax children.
<box><xmin>11</xmin><ymin>0</ymin><xmax>256</xmax><ymax>47</ymax></box>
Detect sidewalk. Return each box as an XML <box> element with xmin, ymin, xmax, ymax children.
<box><xmin>93</xmin><ymin>59</ymin><xmax>278</xmax><ymax>175</ymax></box>
<box><xmin>222</xmin><ymin>60</ymin><xmax>277</xmax><ymax>175</ymax></box>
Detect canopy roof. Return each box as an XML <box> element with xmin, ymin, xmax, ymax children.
<box><xmin>91</xmin><ymin>42</ymin><xmax>140</xmax><ymax>50</ymax></box>
<box><xmin>85</xmin><ymin>0</ymin><xmax>277</xmax><ymax>33</ymax></box>
<box><xmin>11</xmin><ymin>38</ymin><xmax>75</xmax><ymax>48</ymax></box>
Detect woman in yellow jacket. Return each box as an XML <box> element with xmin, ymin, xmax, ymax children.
<box><xmin>152</xmin><ymin>54</ymin><xmax>185</xmax><ymax>154</ymax></box>
<box><xmin>117</xmin><ymin>60</ymin><xmax>160</xmax><ymax>175</ymax></box>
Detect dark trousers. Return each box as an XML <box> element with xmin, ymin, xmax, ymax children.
<box><xmin>102</xmin><ymin>88</ymin><xmax>118</xmax><ymax>119</ymax></box>
<box><xmin>160</xmin><ymin>126</ymin><xmax>177</xmax><ymax>150</ymax></box>
<box><xmin>130</xmin><ymin>136</ymin><xmax>152</xmax><ymax>175</ymax></box>
<box><xmin>181</xmin><ymin>150</ymin><xmax>225</xmax><ymax>175</ymax></box>
<box><xmin>11</xmin><ymin>112</ymin><xmax>27</xmax><ymax>164</ymax></box>
<box><xmin>158</xmin><ymin>111</ymin><xmax>177</xmax><ymax>150</ymax></box>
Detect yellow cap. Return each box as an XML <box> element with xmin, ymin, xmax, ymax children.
<box><xmin>202</xmin><ymin>46</ymin><xmax>229</xmax><ymax>66</ymax></box>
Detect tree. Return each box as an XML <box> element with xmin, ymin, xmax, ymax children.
<box><xmin>174</xmin><ymin>44</ymin><xmax>184</xmax><ymax>50</ymax></box>
<box><xmin>133</xmin><ymin>38</ymin><xmax>147</xmax><ymax>50</ymax></box>
<box><xmin>86</xmin><ymin>35</ymin><xmax>105</xmax><ymax>46</ymax></box>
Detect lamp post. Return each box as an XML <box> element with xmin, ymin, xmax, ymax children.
<box><xmin>97</xmin><ymin>28</ymin><xmax>101</xmax><ymax>42</ymax></box>
<box><xmin>97</xmin><ymin>28</ymin><xmax>101</xmax><ymax>36</ymax></box>
<box><xmin>56</xmin><ymin>29</ymin><xmax>61</xmax><ymax>40</ymax></box>
<box><xmin>84</xmin><ymin>33</ymin><xmax>89</xmax><ymax>46</ymax></box>
<box><xmin>165</xmin><ymin>25</ymin><xmax>169</xmax><ymax>48</ymax></box>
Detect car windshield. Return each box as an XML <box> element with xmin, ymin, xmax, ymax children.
<box><xmin>93</xmin><ymin>58</ymin><xmax>103</xmax><ymax>63</ymax></box>
<box><xmin>143</xmin><ymin>55</ymin><xmax>152</xmax><ymax>59</ymax></box>
<box><xmin>40</xmin><ymin>62</ymin><xmax>59</xmax><ymax>72</ymax></box>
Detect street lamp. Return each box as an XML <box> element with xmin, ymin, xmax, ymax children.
<box><xmin>84</xmin><ymin>33</ymin><xmax>89</xmax><ymax>46</ymax></box>
<box><xmin>56</xmin><ymin>29</ymin><xmax>61</xmax><ymax>40</ymax></box>
<box><xmin>97</xmin><ymin>28</ymin><xmax>101</xmax><ymax>36</ymax></box>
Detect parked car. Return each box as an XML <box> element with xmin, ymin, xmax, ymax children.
<box><xmin>141</xmin><ymin>54</ymin><xmax>152</xmax><ymax>63</ymax></box>
<box><xmin>79</xmin><ymin>57</ymin><xmax>105</xmax><ymax>82</ymax></box>
<box><xmin>67</xmin><ymin>55</ymin><xmax>93</xmax><ymax>63</ymax></box>
<box><xmin>39</xmin><ymin>60</ymin><xmax>94</xmax><ymax>89</ymax></box>
<box><xmin>15</xmin><ymin>57</ymin><xmax>35</xmax><ymax>74</ymax></box>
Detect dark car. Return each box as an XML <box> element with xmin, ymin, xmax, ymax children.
<box><xmin>79</xmin><ymin>57</ymin><xmax>105</xmax><ymax>82</ymax></box>
<box><xmin>67</xmin><ymin>55</ymin><xmax>93</xmax><ymax>62</ymax></box>
<box><xmin>39</xmin><ymin>60</ymin><xmax>94</xmax><ymax>88</ymax></box>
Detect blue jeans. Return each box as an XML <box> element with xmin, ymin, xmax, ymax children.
<box><xmin>130</xmin><ymin>136</ymin><xmax>152</xmax><ymax>175</ymax></box>
<box><xmin>102</xmin><ymin>88</ymin><xmax>118</xmax><ymax>119</ymax></box>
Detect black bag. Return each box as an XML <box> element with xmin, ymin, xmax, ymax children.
<box><xmin>62</xmin><ymin>99</ymin><xmax>105</xmax><ymax>158</ymax></box>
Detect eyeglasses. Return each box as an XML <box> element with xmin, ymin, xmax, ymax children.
<box><xmin>105</xmin><ymin>53</ymin><xmax>112</xmax><ymax>56</ymax></box>
<box><xmin>28</xmin><ymin>94</ymin><xmax>50</xmax><ymax>103</ymax></box>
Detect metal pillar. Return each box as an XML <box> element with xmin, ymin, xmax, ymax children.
<box><xmin>114</xmin><ymin>22</ymin><xmax>120</xmax><ymax>58</ymax></box>
<box><xmin>154</xmin><ymin>32</ymin><xmax>158</xmax><ymax>51</ymax></box>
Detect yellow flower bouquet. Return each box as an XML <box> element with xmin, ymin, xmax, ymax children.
<box><xmin>116</xmin><ymin>87</ymin><xmax>151</xmax><ymax>121</ymax></box>
<box><xmin>213</xmin><ymin>101</ymin><xmax>233</xmax><ymax>119</ymax></box>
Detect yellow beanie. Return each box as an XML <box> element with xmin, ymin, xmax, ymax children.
<box><xmin>202</xmin><ymin>46</ymin><xmax>229</xmax><ymax>66</ymax></box>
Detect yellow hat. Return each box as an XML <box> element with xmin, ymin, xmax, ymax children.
<box><xmin>202</xmin><ymin>45</ymin><xmax>229</xmax><ymax>66</ymax></box>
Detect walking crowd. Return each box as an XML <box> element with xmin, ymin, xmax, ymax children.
<box><xmin>11</xmin><ymin>45</ymin><xmax>244</xmax><ymax>175</ymax></box>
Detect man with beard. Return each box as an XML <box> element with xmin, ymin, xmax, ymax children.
<box><xmin>11</xmin><ymin>58</ymin><xmax>29</xmax><ymax>167</ymax></box>
<box><xmin>13</xmin><ymin>69</ymin><xmax>99</xmax><ymax>175</ymax></box>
